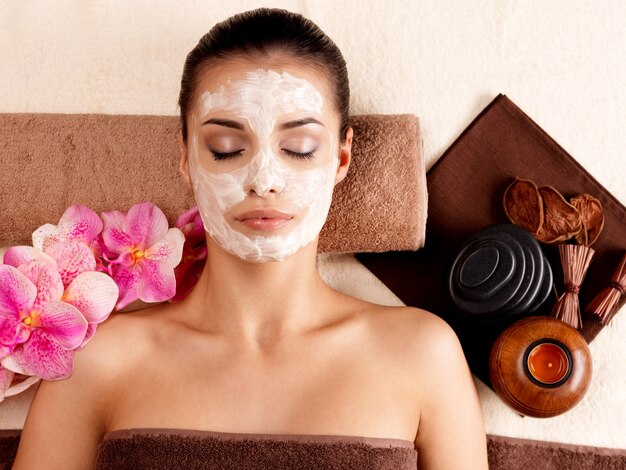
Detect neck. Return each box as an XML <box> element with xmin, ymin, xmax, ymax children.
<box><xmin>181</xmin><ymin>235</ymin><xmax>334</xmax><ymax>350</ymax></box>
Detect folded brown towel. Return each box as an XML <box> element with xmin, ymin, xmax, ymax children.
<box><xmin>94</xmin><ymin>428</ymin><xmax>418</xmax><ymax>470</ymax></box>
<box><xmin>357</xmin><ymin>94</ymin><xmax>626</xmax><ymax>388</ymax></box>
<box><xmin>0</xmin><ymin>113</ymin><xmax>426</xmax><ymax>253</ymax></box>
<box><xmin>486</xmin><ymin>434</ymin><xmax>626</xmax><ymax>470</ymax></box>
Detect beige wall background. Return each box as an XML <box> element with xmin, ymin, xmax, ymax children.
<box><xmin>1</xmin><ymin>0</ymin><xmax>625</xmax><ymax>449</ymax></box>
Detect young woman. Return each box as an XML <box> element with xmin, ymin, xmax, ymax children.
<box><xmin>13</xmin><ymin>8</ymin><xmax>488</xmax><ymax>469</ymax></box>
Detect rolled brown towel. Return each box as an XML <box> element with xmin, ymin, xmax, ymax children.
<box><xmin>0</xmin><ymin>113</ymin><xmax>426</xmax><ymax>253</ymax></box>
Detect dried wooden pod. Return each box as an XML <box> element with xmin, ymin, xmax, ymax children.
<box><xmin>570</xmin><ymin>194</ymin><xmax>605</xmax><ymax>246</ymax></box>
<box><xmin>535</xmin><ymin>185</ymin><xmax>583</xmax><ymax>243</ymax></box>
<box><xmin>574</xmin><ymin>223</ymin><xmax>589</xmax><ymax>246</ymax></box>
<box><xmin>503</xmin><ymin>177</ymin><xmax>544</xmax><ymax>233</ymax></box>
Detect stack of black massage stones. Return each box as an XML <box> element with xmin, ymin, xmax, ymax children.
<box><xmin>448</xmin><ymin>223</ymin><xmax>553</xmax><ymax>322</ymax></box>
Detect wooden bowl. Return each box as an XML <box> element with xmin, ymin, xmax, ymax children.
<box><xmin>489</xmin><ymin>315</ymin><xmax>592</xmax><ymax>417</ymax></box>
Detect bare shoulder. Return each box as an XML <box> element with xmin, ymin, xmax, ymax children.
<box><xmin>78</xmin><ymin>306</ymin><xmax>160</xmax><ymax>374</ymax></box>
<box><xmin>358</xmin><ymin>304</ymin><xmax>473</xmax><ymax>404</ymax></box>
<box><xmin>361</xmin><ymin>304</ymin><xmax>488</xmax><ymax>467</ymax></box>
<box><xmin>360</xmin><ymin>304</ymin><xmax>462</xmax><ymax>361</ymax></box>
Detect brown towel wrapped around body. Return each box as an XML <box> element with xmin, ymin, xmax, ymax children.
<box><xmin>4</xmin><ymin>428</ymin><xmax>625</xmax><ymax>469</ymax></box>
<box><xmin>0</xmin><ymin>113</ymin><xmax>426</xmax><ymax>253</ymax></box>
<box><xmin>94</xmin><ymin>428</ymin><xmax>418</xmax><ymax>470</ymax></box>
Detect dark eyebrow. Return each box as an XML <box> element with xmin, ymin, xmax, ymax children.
<box><xmin>201</xmin><ymin>117</ymin><xmax>324</xmax><ymax>131</ymax></box>
<box><xmin>201</xmin><ymin>118</ymin><xmax>245</xmax><ymax>130</ymax></box>
<box><xmin>278</xmin><ymin>117</ymin><xmax>324</xmax><ymax>130</ymax></box>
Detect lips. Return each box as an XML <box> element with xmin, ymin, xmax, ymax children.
<box><xmin>235</xmin><ymin>208</ymin><xmax>294</xmax><ymax>231</ymax></box>
<box><xmin>235</xmin><ymin>209</ymin><xmax>293</xmax><ymax>221</ymax></box>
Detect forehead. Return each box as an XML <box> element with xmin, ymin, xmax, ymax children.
<box><xmin>192</xmin><ymin>58</ymin><xmax>336</xmax><ymax>119</ymax></box>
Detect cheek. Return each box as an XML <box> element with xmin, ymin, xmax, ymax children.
<box><xmin>281</xmin><ymin>168</ymin><xmax>330</xmax><ymax>207</ymax></box>
<box><xmin>188</xmin><ymin>148</ymin><xmax>248</xmax><ymax>213</ymax></box>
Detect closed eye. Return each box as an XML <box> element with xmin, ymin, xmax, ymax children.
<box><xmin>283</xmin><ymin>149</ymin><xmax>315</xmax><ymax>160</ymax></box>
<box><xmin>210</xmin><ymin>149</ymin><xmax>245</xmax><ymax>160</ymax></box>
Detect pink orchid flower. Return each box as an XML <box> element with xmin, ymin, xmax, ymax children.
<box><xmin>101</xmin><ymin>202</ymin><xmax>184</xmax><ymax>310</ymax></box>
<box><xmin>0</xmin><ymin>261</ymin><xmax>87</xmax><ymax>379</ymax></box>
<box><xmin>31</xmin><ymin>204</ymin><xmax>117</xmax><ymax>274</ymax></box>
<box><xmin>4</xmin><ymin>244</ymin><xmax>119</xmax><ymax>349</ymax></box>
<box><xmin>171</xmin><ymin>206</ymin><xmax>207</xmax><ymax>302</ymax></box>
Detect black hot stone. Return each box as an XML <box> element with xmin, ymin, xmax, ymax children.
<box><xmin>448</xmin><ymin>223</ymin><xmax>552</xmax><ymax>321</ymax></box>
<box><xmin>527</xmin><ymin>255</ymin><xmax>554</xmax><ymax>313</ymax></box>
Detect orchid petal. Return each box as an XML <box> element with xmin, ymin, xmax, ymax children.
<box><xmin>0</xmin><ymin>314</ymin><xmax>24</xmax><ymax>348</ymax></box>
<box><xmin>181</xmin><ymin>223</ymin><xmax>206</xmax><ymax>248</ymax></box>
<box><xmin>39</xmin><ymin>301</ymin><xmax>87</xmax><ymax>349</ymax></box>
<box><xmin>112</xmin><ymin>264</ymin><xmax>141</xmax><ymax>310</ymax></box>
<box><xmin>101</xmin><ymin>210</ymin><xmax>126</xmax><ymax>230</ymax></box>
<box><xmin>102</xmin><ymin>210</ymin><xmax>133</xmax><ymax>254</ymax></box>
<box><xmin>76</xmin><ymin>323</ymin><xmax>98</xmax><ymax>350</ymax></box>
<box><xmin>145</xmin><ymin>228</ymin><xmax>185</xmax><ymax>267</ymax></box>
<box><xmin>3</xmin><ymin>245</ymin><xmax>56</xmax><ymax>269</ymax></box>
<box><xmin>92</xmin><ymin>233</ymin><xmax>117</xmax><ymax>262</ymax></box>
<box><xmin>0</xmin><ymin>265</ymin><xmax>36</xmax><ymax>316</ymax></box>
<box><xmin>137</xmin><ymin>260</ymin><xmax>176</xmax><ymax>303</ymax></box>
<box><xmin>103</xmin><ymin>228</ymin><xmax>134</xmax><ymax>255</ymax></box>
<box><xmin>32</xmin><ymin>223</ymin><xmax>59</xmax><ymax>251</ymax></box>
<box><xmin>9</xmin><ymin>330</ymin><xmax>74</xmax><ymax>380</ymax></box>
<box><xmin>57</xmin><ymin>205</ymin><xmax>103</xmax><ymax>244</ymax></box>
<box><xmin>15</xmin><ymin>322</ymin><xmax>31</xmax><ymax>345</ymax></box>
<box><xmin>46</xmin><ymin>240</ymin><xmax>97</xmax><ymax>287</ymax></box>
<box><xmin>3</xmin><ymin>374</ymin><xmax>40</xmax><ymax>399</ymax></box>
<box><xmin>17</xmin><ymin>260</ymin><xmax>64</xmax><ymax>311</ymax></box>
<box><xmin>1</xmin><ymin>350</ymin><xmax>30</xmax><ymax>375</ymax></box>
<box><xmin>0</xmin><ymin>365</ymin><xmax>13</xmax><ymax>401</ymax></box>
<box><xmin>63</xmin><ymin>272</ymin><xmax>118</xmax><ymax>323</ymax></box>
<box><xmin>171</xmin><ymin>258</ymin><xmax>204</xmax><ymax>302</ymax></box>
<box><xmin>127</xmin><ymin>202</ymin><xmax>169</xmax><ymax>249</ymax></box>
<box><xmin>177</xmin><ymin>206</ymin><xmax>205</xmax><ymax>240</ymax></box>
<box><xmin>175</xmin><ymin>206</ymin><xmax>200</xmax><ymax>229</ymax></box>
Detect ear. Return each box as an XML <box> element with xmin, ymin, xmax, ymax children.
<box><xmin>334</xmin><ymin>126</ymin><xmax>353</xmax><ymax>186</ymax></box>
<box><xmin>178</xmin><ymin>131</ymin><xmax>192</xmax><ymax>189</ymax></box>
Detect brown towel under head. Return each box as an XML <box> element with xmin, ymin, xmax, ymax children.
<box><xmin>95</xmin><ymin>428</ymin><xmax>418</xmax><ymax>470</ymax></box>
<box><xmin>0</xmin><ymin>113</ymin><xmax>426</xmax><ymax>253</ymax></box>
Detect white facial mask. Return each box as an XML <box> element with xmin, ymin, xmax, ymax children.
<box><xmin>187</xmin><ymin>69</ymin><xmax>339</xmax><ymax>263</ymax></box>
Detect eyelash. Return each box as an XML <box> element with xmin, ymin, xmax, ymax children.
<box><xmin>210</xmin><ymin>149</ymin><xmax>316</xmax><ymax>161</ymax></box>
<box><xmin>210</xmin><ymin>150</ymin><xmax>244</xmax><ymax>160</ymax></box>
<box><xmin>283</xmin><ymin>149</ymin><xmax>315</xmax><ymax>160</ymax></box>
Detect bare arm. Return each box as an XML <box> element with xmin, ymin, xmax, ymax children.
<box><xmin>414</xmin><ymin>314</ymin><xmax>489</xmax><ymax>470</ymax></box>
<box><xmin>12</xmin><ymin>321</ymin><xmax>120</xmax><ymax>469</ymax></box>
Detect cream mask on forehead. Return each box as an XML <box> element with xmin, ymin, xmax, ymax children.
<box><xmin>187</xmin><ymin>69</ymin><xmax>339</xmax><ymax>262</ymax></box>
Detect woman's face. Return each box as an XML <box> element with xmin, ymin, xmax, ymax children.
<box><xmin>181</xmin><ymin>58</ymin><xmax>350</xmax><ymax>263</ymax></box>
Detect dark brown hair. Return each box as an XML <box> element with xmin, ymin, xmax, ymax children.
<box><xmin>178</xmin><ymin>8</ymin><xmax>350</xmax><ymax>144</ymax></box>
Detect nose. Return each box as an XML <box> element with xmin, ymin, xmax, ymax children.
<box><xmin>244</xmin><ymin>152</ymin><xmax>286</xmax><ymax>196</ymax></box>
<box><xmin>244</xmin><ymin>171</ymin><xmax>287</xmax><ymax>195</ymax></box>
<box><xmin>244</xmin><ymin>174</ymin><xmax>284</xmax><ymax>196</ymax></box>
